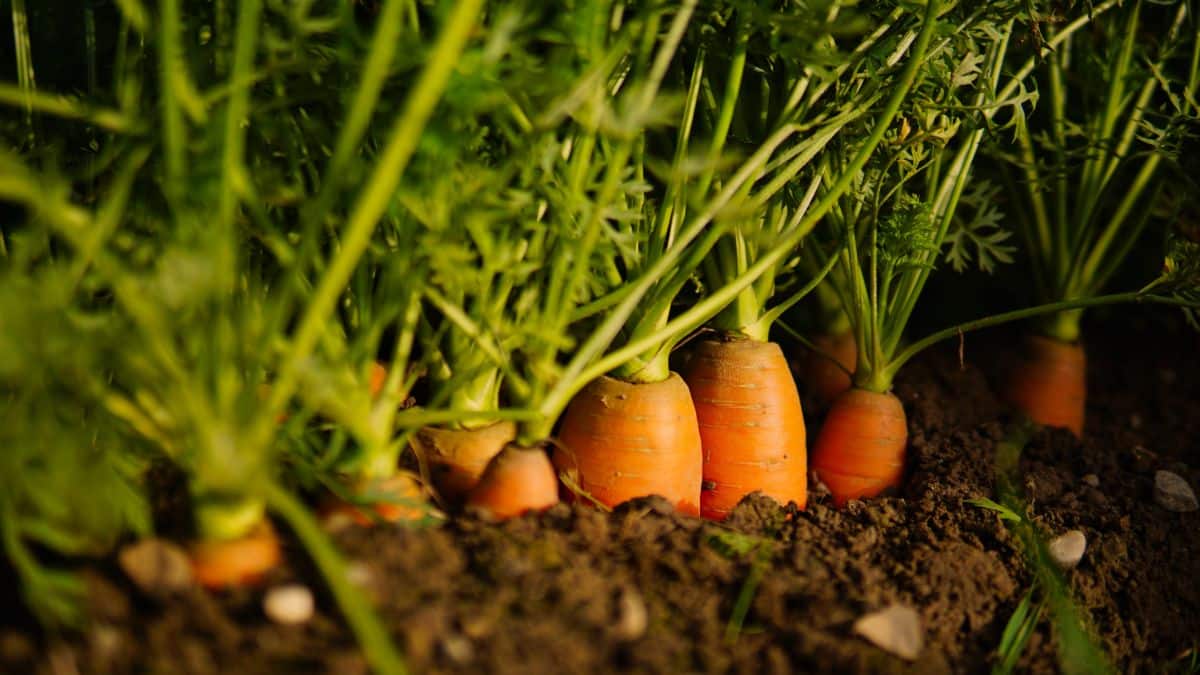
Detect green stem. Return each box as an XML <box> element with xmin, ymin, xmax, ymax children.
<box><xmin>250</xmin><ymin>0</ymin><xmax>484</xmax><ymax>451</ymax></box>
<box><xmin>266</xmin><ymin>483</ymin><xmax>407</xmax><ymax>675</ymax></box>
<box><xmin>159</xmin><ymin>0</ymin><xmax>186</xmax><ymax>204</ymax></box>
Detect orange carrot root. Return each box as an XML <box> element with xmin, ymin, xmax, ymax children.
<box><xmin>189</xmin><ymin>520</ymin><xmax>282</xmax><ymax>590</ymax></box>
<box><xmin>368</xmin><ymin>361</ymin><xmax>388</xmax><ymax>398</ymax></box>
<box><xmin>320</xmin><ymin>472</ymin><xmax>430</xmax><ymax>528</ymax></box>
<box><xmin>685</xmin><ymin>339</ymin><xmax>807</xmax><ymax>520</ymax></box>
<box><xmin>466</xmin><ymin>444</ymin><xmax>559</xmax><ymax>520</ymax></box>
<box><xmin>413</xmin><ymin>421</ymin><xmax>517</xmax><ymax>504</ymax></box>
<box><xmin>811</xmin><ymin>388</ymin><xmax>907</xmax><ymax>507</ymax></box>
<box><xmin>554</xmin><ymin>373</ymin><xmax>702</xmax><ymax>516</ymax></box>
<box><xmin>1003</xmin><ymin>334</ymin><xmax>1086</xmax><ymax>438</ymax></box>
<box><xmin>804</xmin><ymin>330</ymin><xmax>857</xmax><ymax>408</ymax></box>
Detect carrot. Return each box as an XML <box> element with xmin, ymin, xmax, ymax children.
<box><xmin>684</xmin><ymin>338</ymin><xmax>806</xmax><ymax>520</ymax></box>
<box><xmin>413</xmin><ymin>420</ymin><xmax>517</xmax><ymax>504</ymax></box>
<box><xmin>188</xmin><ymin>519</ymin><xmax>282</xmax><ymax>589</ymax></box>
<box><xmin>466</xmin><ymin>444</ymin><xmax>559</xmax><ymax>520</ymax></box>
<box><xmin>804</xmin><ymin>330</ymin><xmax>857</xmax><ymax>408</ymax></box>
<box><xmin>553</xmin><ymin>373</ymin><xmax>702</xmax><ymax>516</ymax></box>
<box><xmin>1003</xmin><ymin>334</ymin><xmax>1086</xmax><ymax>437</ymax></box>
<box><xmin>810</xmin><ymin>388</ymin><xmax>907</xmax><ymax>507</ymax></box>
<box><xmin>320</xmin><ymin>471</ymin><xmax>430</xmax><ymax>528</ymax></box>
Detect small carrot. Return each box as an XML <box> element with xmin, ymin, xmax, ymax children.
<box><xmin>684</xmin><ymin>338</ymin><xmax>806</xmax><ymax>520</ymax></box>
<box><xmin>810</xmin><ymin>388</ymin><xmax>907</xmax><ymax>506</ymax></box>
<box><xmin>1003</xmin><ymin>334</ymin><xmax>1086</xmax><ymax>437</ymax></box>
<box><xmin>804</xmin><ymin>330</ymin><xmax>857</xmax><ymax>409</ymax></box>
<box><xmin>188</xmin><ymin>519</ymin><xmax>282</xmax><ymax>590</ymax></box>
<box><xmin>554</xmin><ymin>373</ymin><xmax>702</xmax><ymax>516</ymax></box>
<box><xmin>413</xmin><ymin>420</ymin><xmax>516</xmax><ymax>505</ymax></box>
<box><xmin>466</xmin><ymin>444</ymin><xmax>559</xmax><ymax>520</ymax></box>
<box><xmin>321</xmin><ymin>471</ymin><xmax>430</xmax><ymax>528</ymax></box>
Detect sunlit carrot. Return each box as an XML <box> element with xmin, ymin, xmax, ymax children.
<box><xmin>804</xmin><ymin>330</ymin><xmax>857</xmax><ymax>408</ymax></box>
<box><xmin>188</xmin><ymin>520</ymin><xmax>282</xmax><ymax>590</ymax></box>
<box><xmin>466</xmin><ymin>444</ymin><xmax>559</xmax><ymax>520</ymax></box>
<box><xmin>554</xmin><ymin>373</ymin><xmax>703</xmax><ymax>515</ymax></box>
<box><xmin>1003</xmin><ymin>334</ymin><xmax>1086</xmax><ymax>437</ymax></box>
<box><xmin>810</xmin><ymin>388</ymin><xmax>907</xmax><ymax>506</ymax></box>
<box><xmin>413</xmin><ymin>420</ymin><xmax>516</xmax><ymax>504</ymax></box>
<box><xmin>684</xmin><ymin>338</ymin><xmax>806</xmax><ymax>520</ymax></box>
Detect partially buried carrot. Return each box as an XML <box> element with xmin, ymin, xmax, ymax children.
<box><xmin>189</xmin><ymin>520</ymin><xmax>282</xmax><ymax>590</ymax></box>
<box><xmin>1003</xmin><ymin>334</ymin><xmax>1085</xmax><ymax>438</ymax></box>
<box><xmin>321</xmin><ymin>471</ymin><xmax>429</xmax><ymax>528</ymax></box>
<box><xmin>684</xmin><ymin>338</ymin><xmax>806</xmax><ymax>520</ymax></box>
<box><xmin>413</xmin><ymin>420</ymin><xmax>516</xmax><ymax>505</ymax></box>
<box><xmin>466</xmin><ymin>444</ymin><xmax>559</xmax><ymax>520</ymax></box>
<box><xmin>553</xmin><ymin>373</ymin><xmax>702</xmax><ymax>516</ymax></box>
<box><xmin>804</xmin><ymin>330</ymin><xmax>857</xmax><ymax>409</ymax></box>
<box><xmin>810</xmin><ymin>388</ymin><xmax>906</xmax><ymax>507</ymax></box>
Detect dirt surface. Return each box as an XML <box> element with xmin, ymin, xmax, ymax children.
<box><xmin>2</xmin><ymin>317</ymin><xmax>1197</xmax><ymax>674</ymax></box>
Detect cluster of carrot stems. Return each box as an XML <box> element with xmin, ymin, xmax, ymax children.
<box><xmin>1</xmin><ymin>0</ymin><xmax>1199</xmax><ymax>671</ymax></box>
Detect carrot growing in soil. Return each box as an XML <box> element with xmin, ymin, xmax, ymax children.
<box><xmin>990</xmin><ymin>1</ymin><xmax>1200</xmax><ymax>437</ymax></box>
<box><xmin>678</xmin><ymin>2</ymin><xmax>942</xmax><ymax>519</ymax></box>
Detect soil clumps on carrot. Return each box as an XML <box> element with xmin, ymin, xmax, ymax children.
<box><xmin>3</xmin><ymin>319</ymin><xmax>1197</xmax><ymax>674</ymax></box>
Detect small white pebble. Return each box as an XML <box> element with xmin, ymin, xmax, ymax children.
<box><xmin>263</xmin><ymin>585</ymin><xmax>314</xmax><ymax>625</ymax></box>
<box><xmin>1082</xmin><ymin>474</ymin><xmax>1100</xmax><ymax>488</ymax></box>
<box><xmin>853</xmin><ymin>604</ymin><xmax>923</xmax><ymax>660</ymax></box>
<box><xmin>345</xmin><ymin>562</ymin><xmax>373</xmax><ymax>588</ymax></box>
<box><xmin>1155</xmin><ymin>470</ymin><xmax>1198</xmax><ymax>513</ymax></box>
<box><xmin>1048</xmin><ymin>530</ymin><xmax>1087</xmax><ymax>570</ymax></box>
<box><xmin>613</xmin><ymin>589</ymin><xmax>648</xmax><ymax>641</ymax></box>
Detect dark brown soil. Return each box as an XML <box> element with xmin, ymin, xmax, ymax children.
<box><xmin>3</xmin><ymin>318</ymin><xmax>1198</xmax><ymax>674</ymax></box>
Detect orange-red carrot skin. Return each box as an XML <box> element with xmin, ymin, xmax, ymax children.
<box><xmin>1004</xmin><ymin>335</ymin><xmax>1085</xmax><ymax>438</ymax></box>
<box><xmin>189</xmin><ymin>520</ymin><xmax>282</xmax><ymax>590</ymax></box>
<box><xmin>466</xmin><ymin>444</ymin><xmax>559</xmax><ymax>520</ymax></box>
<box><xmin>805</xmin><ymin>331</ymin><xmax>857</xmax><ymax>408</ymax></box>
<box><xmin>685</xmin><ymin>339</ymin><xmax>807</xmax><ymax>520</ymax></box>
<box><xmin>415</xmin><ymin>421</ymin><xmax>517</xmax><ymax>504</ymax></box>
<box><xmin>555</xmin><ymin>373</ymin><xmax>702</xmax><ymax>516</ymax></box>
<box><xmin>811</xmin><ymin>388</ymin><xmax>907</xmax><ymax>507</ymax></box>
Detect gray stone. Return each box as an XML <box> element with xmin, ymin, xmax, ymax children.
<box><xmin>1154</xmin><ymin>470</ymin><xmax>1198</xmax><ymax>512</ymax></box>
<box><xmin>853</xmin><ymin>604</ymin><xmax>923</xmax><ymax>660</ymax></box>
<box><xmin>1048</xmin><ymin>530</ymin><xmax>1087</xmax><ymax>570</ymax></box>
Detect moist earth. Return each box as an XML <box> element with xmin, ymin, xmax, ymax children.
<box><xmin>2</xmin><ymin>317</ymin><xmax>1197</xmax><ymax>674</ymax></box>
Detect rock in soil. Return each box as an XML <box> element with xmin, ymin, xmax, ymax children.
<box><xmin>1048</xmin><ymin>530</ymin><xmax>1087</xmax><ymax>570</ymax></box>
<box><xmin>853</xmin><ymin>604</ymin><xmax>923</xmax><ymax>660</ymax></box>
<box><xmin>118</xmin><ymin>538</ymin><xmax>193</xmax><ymax>596</ymax></box>
<box><xmin>1082</xmin><ymin>473</ymin><xmax>1100</xmax><ymax>488</ymax></box>
<box><xmin>263</xmin><ymin>585</ymin><xmax>315</xmax><ymax>625</ymax></box>
<box><xmin>1154</xmin><ymin>470</ymin><xmax>1198</xmax><ymax>512</ymax></box>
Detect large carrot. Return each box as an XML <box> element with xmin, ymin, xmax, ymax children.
<box><xmin>466</xmin><ymin>444</ymin><xmax>559</xmax><ymax>520</ymax></box>
<box><xmin>414</xmin><ymin>420</ymin><xmax>516</xmax><ymax>504</ymax></box>
<box><xmin>554</xmin><ymin>373</ymin><xmax>702</xmax><ymax>516</ymax></box>
<box><xmin>1003</xmin><ymin>334</ymin><xmax>1085</xmax><ymax>437</ymax></box>
<box><xmin>684</xmin><ymin>338</ymin><xmax>806</xmax><ymax>519</ymax></box>
<box><xmin>810</xmin><ymin>388</ymin><xmax>906</xmax><ymax>506</ymax></box>
<box><xmin>189</xmin><ymin>520</ymin><xmax>282</xmax><ymax>590</ymax></box>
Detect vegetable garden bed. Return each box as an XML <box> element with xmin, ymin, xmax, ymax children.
<box><xmin>3</xmin><ymin>1</ymin><xmax>1200</xmax><ymax>673</ymax></box>
<box><xmin>3</xmin><ymin>315</ymin><xmax>1196</xmax><ymax>674</ymax></box>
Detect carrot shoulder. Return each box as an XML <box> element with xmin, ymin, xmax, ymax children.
<box><xmin>466</xmin><ymin>444</ymin><xmax>559</xmax><ymax>520</ymax></box>
<box><xmin>685</xmin><ymin>339</ymin><xmax>807</xmax><ymax>520</ymax></box>
<box><xmin>554</xmin><ymin>373</ymin><xmax>702</xmax><ymax>516</ymax></box>
<box><xmin>1003</xmin><ymin>334</ymin><xmax>1086</xmax><ymax>438</ymax></box>
<box><xmin>189</xmin><ymin>520</ymin><xmax>282</xmax><ymax>590</ymax></box>
<box><xmin>413</xmin><ymin>420</ymin><xmax>516</xmax><ymax>505</ymax></box>
<box><xmin>810</xmin><ymin>388</ymin><xmax>906</xmax><ymax>507</ymax></box>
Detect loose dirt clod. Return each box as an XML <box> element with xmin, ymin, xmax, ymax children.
<box><xmin>1154</xmin><ymin>470</ymin><xmax>1198</xmax><ymax>512</ymax></box>
<box><xmin>852</xmin><ymin>604</ymin><xmax>923</xmax><ymax>660</ymax></box>
<box><xmin>263</xmin><ymin>585</ymin><xmax>315</xmax><ymax>625</ymax></box>
<box><xmin>117</xmin><ymin>539</ymin><xmax>194</xmax><ymax>596</ymax></box>
<box><xmin>1048</xmin><ymin>530</ymin><xmax>1087</xmax><ymax>570</ymax></box>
